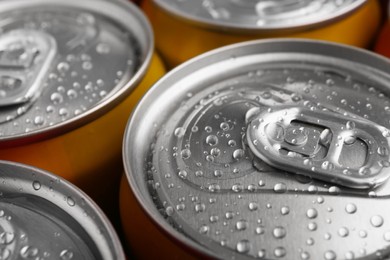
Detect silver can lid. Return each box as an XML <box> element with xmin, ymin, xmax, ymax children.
<box><xmin>153</xmin><ymin>0</ymin><xmax>366</xmax><ymax>31</ymax></box>
<box><xmin>0</xmin><ymin>0</ymin><xmax>152</xmax><ymax>143</ymax></box>
<box><xmin>124</xmin><ymin>39</ymin><xmax>390</xmax><ymax>259</ymax></box>
<box><xmin>0</xmin><ymin>160</ymin><xmax>124</xmax><ymax>259</ymax></box>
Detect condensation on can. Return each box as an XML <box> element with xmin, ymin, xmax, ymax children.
<box><xmin>0</xmin><ymin>160</ymin><xmax>125</xmax><ymax>260</ymax></box>
<box><xmin>120</xmin><ymin>39</ymin><xmax>390</xmax><ymax>260</ymax></box>
<box><xmin>0</xmin><ymin>0</ymin><xmax>166</xmax><ymax>216</ymax></box>
<box><xmin>142</xmin><ymin>0</ymin><xmax>381</xmax><ymax>68</ymax></box>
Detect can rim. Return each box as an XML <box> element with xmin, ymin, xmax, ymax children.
<box><xmin>123</xmin><ymin>38</ymin><xmax>390</xmax><ymax>259</ymax></box>
<box><xmin>0</xmin><ymin>0</ymin><xmax>154</xmax><ymax>146</ymax></box>
<box><xmin>0</xmin><ymin>160</ymin><xmax>125</xmax><ymax>260</ymax></box>
<box><xmin>152</xmin><ymin>0</ymin><xmax>367</xmax><ymax>34</ymax></box>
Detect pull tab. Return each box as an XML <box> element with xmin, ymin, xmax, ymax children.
<box><xmin>246</xmin><ymin>106</ymin><xmax>390</xmax><ymax>189</ymax></box>
<box><xmin>0</xmin><ymin>29</ymin><xmax>57</xmax><ymax>107</ymax></box>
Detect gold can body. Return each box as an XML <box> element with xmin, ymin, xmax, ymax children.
<box><xmin>143</xmin><ymin>0</ymin><xmax>381</xmax><ymax>68</ymax></box>
<box><xmin>120</xmin><ymin>175</ymin><xmax>201</xmax><ymax>260</ymax></box>
<box><xmin>0</xmin><ymin>53</ymin><xmax>165</xmax><ymax>215</ymax></box>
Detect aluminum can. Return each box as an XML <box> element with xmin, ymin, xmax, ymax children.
<box><xmin>142</xmin><ymin>0</ymin><xmax>381</xmax><ymax>68</ymax></box>
<box><xmin>0</xmin><ymin>160</ymin><xmax>125</xmax><ymax>259</ymax></box>
<box><xmin>121</xmin><ymin>39</ymin><xmax>390</xmax><ymax>259</ymax></box>
<box><xmin>375</xmin><ymin>1</ymin><xmax>390</xmax><ymax>58</ymax></box>
<box><xmin>0</xmin><ymin>0</ymin><xmax>165</xmax><ymax>215</ymax></box>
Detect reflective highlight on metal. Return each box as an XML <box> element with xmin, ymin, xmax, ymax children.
<box><xmin>122</xmin><ymin>39</ymin><xmax>390</xmax><ymax>259</ymax></box>
<box><xmin>0</xmin><ymin>160</ymin><xmax>125</xmax><ymax>260</ymax></box>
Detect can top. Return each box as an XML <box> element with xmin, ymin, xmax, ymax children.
<box><xmin>124</xmin><ymin>39</ymin><xmax>390</xmax><ymax>259</ymax></box>
<box><xmin>0</xmin><ymin>160</ymin><xmax>124</xmax><ymax>260</ymax></box>
<box><xmin>153</xmin><ymin>0</ymin><xmax>366</xmax><ymax>32</ymax></box>
<box><xmin>0</xmin><ymin>0</ymin><xmax>152</xmax><ymax>144</ymax></box>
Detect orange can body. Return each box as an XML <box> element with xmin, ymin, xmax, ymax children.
<box><xmin>120</xmin><ymin>175</ymin><xmax>200</xmax><ymax>260</ymax></box>
<box><xmin>143</xmin><ymin>0</ymin><xmax>381</xmax><ymax>68</ymax></box>
<box><xmin>375</xmin><ymin>21</ymin><xmax>390</xmax><ymax>58</ymax></box>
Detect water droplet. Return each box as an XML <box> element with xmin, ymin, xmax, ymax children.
<box><xmin>165</xmin><ymin>206</ymin><xmax>174</xmax><ymax>216</ymax></box>
<box><xmin>228</xmin><ymin>140</ymin><xmax>236</xmax><ymax>147</ymax></box>
<box><xmin>338</xmin><ymin>227</ymin><xmax>349</xmax><ymax>237</ymax></box>
<box><xmin>57</xmin><ymin>62</ymin><xmax>70</xmax><ymax>74</ymax></box>
<box><xmin>306</xmin><ymin>208</ymin><xmax>318</xmax><ymax>219</ymax></box>
<box><xmin>236</xmin><ymin>240</ymin><xmax>250</xmax><ymax>253</ymax></box>
<box><xmin>321</xmin><ymin>161</ymin><xmax>334</xmax><ymax>171</ymax></box>
<box><xmin>0</xmin><ymin>232</ymin><xmax>14</xmax><ymax>245</ymax></box>
<box><xmin>273</xmin><ymin>183</ymin><xmax>287</xmax><ymax>193</ymax></box>
<box><xmin>359</xmin><ymin>230</ymin><xmax>367</xmax><ymax>238</ymax></box>
<box><xmin>67</xmin><ymin>89</ymin><xmax>77</xmax><ymax>99</ymax></box>
<box><xmin>345</xmin><ymin>251</ymin><xmax>354</xmax><ymax>260</ymax></box>
<box><xmin>273</xmin><ymin>227</ymin><xmax>286</xmax><ymax>239</ymax></box>
<box><xmin>96</xmin><ymin>43</ymin><xmax>111</xmax><ymax>54</ymax></box>
<box><xmin>206</xmin><ymin>135</ymin><xmax>218</xmax><ymax>146</ymax></box>
<box><xmin>345</xmin><ymin>203</ymin><xmax>357</xmax><ymax>214</ymax></box>
<box><xmin>346</xmin><ymin>121</ymin><xmax>355</xmax><ymax>130</ymax></box>
<box><xmin>60</xmin><ymin>250</ymin><xmax>74</xmax><ymax>260</ymax></box>
<box><xmin>328</xmin><ymin>186</ymin><xmax>340</xmax><ymax>195</ymax></box>
<box><xmin>82</xmin><ymin>61</ymin><xmax>93</xmax><ymax>70</ymax></box>
<box><xmin>232</xmin><ymin>184</ymin><xmax>243</xmax><ymax>192</ymax></box>
<box><xmin>20</xmin><ymin>246</ymin><xmax>39</xmax><ymax>258</ymax></box>
<box><xmin>308</xmin><ymin>222</ymin><xmax>317</xmax><ymax>231</ymax></box>
<box><xmin>180</xmin><ymin>149</ymin><xmax>191</xmax><ymax>159</ymax></box>
<box><xmin>358</xmin><ymin>167</ymin><xmax>370</xmax><ymax>175</ymax></box>
<box><xmin>220</xmin><ymin>122</ymin><xmax>229</xmax><ymax>131</ymax></box>
<box><xmin>383</xmin><ymin>231</ymin><xmax>390</xmax><ymax>242</ymax></box>
<box><xmin>301</xmin><ymin>251</ymin><xmax>310</xmax><ymax>260</ymax></box>
<box><xmin>255</xmin><ymin>226</ymin><xmax>265</xmax><ymax>235</ymax></box>
<box><xmin>0</xmin><ymin>248</ymin><xmax>10</xmax><ymax>260</ymax></box>
<box><xmin>195</xmin><ymin>203</ymin><xmax>206</xmax><ymax>213</ymax></box>
<box><xmin>258</xmin><ymin>180</ymin><xmax>265</xmax><ymax>187</ymax></box>
<box><xmin>258</xmin><ymin>249</ymin><xmax>266</xmax><ymax>258</ymax></box>
<box><xmin>174</xmin><ymin>127</ymin><xmax>185</xmax><ymax>137</ymax></box>
<box><xmin>66</xmin><ymin>196</ymin><xmax>75</xmax><ymax>207</ymax></box>
<box><xmin>274</xmin><ymin>247</ymin><xmax>286</xmax><ymax>258</ymax></box>
<box><xmin>324</xmin><ymin>250</ymin><xmax>336</xmax><ymax>260</ymax></box>
<box><xmin>50</xmin><ymin>92</ymin><xmax>63</xmax><ymax>104</ymax></box>
<box><xmin>306</xmin><ymin>238</ymin><xmax>314</xmax><ymax>245</ymax></box>
<box><xmin>249</xmin><ymin>202</ymin><xmax>258</xmax><ymax>211</ymax></box>
<box><xmin>233</xmin><ymin>149</ymin><xmax>245</xmax><ymax>160</ymax></box>
<box><xmin>33</xmin><ymin>116</ymin><xmax>44</xmax><ymax>126</ymax></box>
<box><xmin>208</xmin><ymin>184</ymin><xmax>221</xmax><ymax>192</ymax></box>
<box><xmin>371</xmin><ymin>215</ymin><xmax>384</xmax><ymax>227</ymax></box>
<box><xmin>378</xmin><ymin>147</ymin><xmax>389</xmax><ymax>156</ymax></box>
<box><xmin>344</xmin><ymin>135</ymin><xmax>357</xmax><ymax>145</ymax></box>
<box><xmin>236</xmin><ymin>220</ymin><xmax>248</xmax><ymax>231</ymax></box>
<box><xmin>214</xmin><ymin>170</ymin><xmax>223</xmax><ymax>178</ymax></box>
<box><xmin>308</xmin><ymin>185</ymin><xmax>318</xmax><ymax>194</ymax></box>
<box><xmin>280</xmin><ymin>206</ymin><xmax>290</xmax><ymax>215</ymax></box>
<box><xmin>225</xmin><ymin>211</ymin><xmax>234</xmax><ymax>219</ymax></box>
<box><xmin>211</xmin><ymin>148</ymin><xmax>221</xmax><ymax>157</ymax></box>
<box><xmin>199</xmin><ymin>225</ymin><xmax>209</xmax><ymax>234</ymax></box>
<box><xmin>32</xmin><ymin>181</ymin><xmax>41</xmax><ymax>191</ymax></box>
<box><xmin>178</xmin><ymin>170</ymin><xmax>188</xmax><ymax>179</ymax></box>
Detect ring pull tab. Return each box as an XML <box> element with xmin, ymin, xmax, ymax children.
<box><xmin>246</xmin><ymin>105</ymin><xmax>390</xmax><ymax>189</ymax></box>
<box><xmin>0</xmin><ymin>29</ymin><xmax>57</xmax><ymax>107</ymax></box>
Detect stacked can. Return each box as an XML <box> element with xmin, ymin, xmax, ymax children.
<box><xmin>375</xmin><ymin>0</ymin><xmax>390</xmax><ymax>58</ymax></box>
<box><xmin>0</xmin><ymin>160</ymin><xmax>125</xmax><ymax>259</ymax></box>
<box><xmin>120</xmin><ymin>39</ymin><xmax>390</xmax><ymax>259</ymax></box>
<box><xmin>142</xmin><ymin>0</ymin><xmax>381</xmax><ymax>68</ymax></box>
<box><xmin>0</xmin><ymin>0</ymin><xmax>165</xmax><ymax>216</ymax></box>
